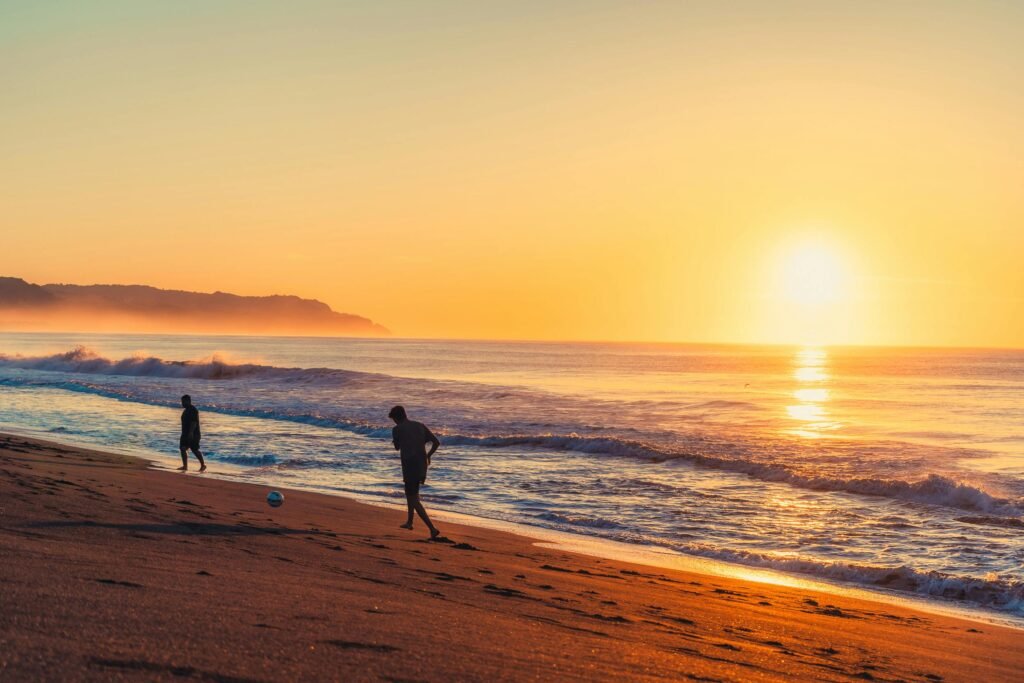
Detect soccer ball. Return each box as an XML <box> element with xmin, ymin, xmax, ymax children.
<box><xmin>267</xmin><ymin>491</ymin><xmax>284</xmax><ymax>508</ymax></box>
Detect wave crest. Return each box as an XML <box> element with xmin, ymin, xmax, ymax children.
<box><xmin>441</xmin><ymin>433</ymin><xmax>1023</xmax><ymax>516</ymax></box>
<box><xmin>0</xmin><ymin>347</ymin><xmax>274</xmax><ymax>379</ymax></box>
<box><xmin>673</xmin><ymin>544</ymin><xmax>1024</xmax><ymax>614</ymax></box>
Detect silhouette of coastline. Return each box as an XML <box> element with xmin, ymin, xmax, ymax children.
<box><xmin>0</xmin><ymin>276</ymin><xmax>388</xmax><ymax>335</ymax></box>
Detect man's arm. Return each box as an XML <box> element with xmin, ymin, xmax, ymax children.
<box><xmin>425</xmin><ymin>427</ymin><xmax>440</xmax><ymax>461</ymax></box>
<box><xmin>392</xmin><ymin>426</ymin><xmax>400</xmax><ymax>451</ymax></box>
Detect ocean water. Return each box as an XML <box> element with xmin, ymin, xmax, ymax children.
<box><xmin>1</xmin><ymin>332</ymin><xmax>1022</xmax><ymax>619</ymax></box>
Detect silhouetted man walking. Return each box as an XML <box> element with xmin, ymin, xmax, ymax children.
<box><xmin>389</xmin><ymin>405</ymin><xmax>440</xmax><ymax>539</ymax></box>
<box><xmin>178</xmin><ymin>394</ymin><xmax>207</xmax><ymax>472</ymax></box>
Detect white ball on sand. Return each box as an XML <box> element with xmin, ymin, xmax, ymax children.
<box><xmin>267</xmin><ymin>491</ymin><xmax>284</xmax><ymax>508</ymax></box>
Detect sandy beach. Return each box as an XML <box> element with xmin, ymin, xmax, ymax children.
<box><xmin>1</xmin><ymin>433</ymin><xmax>1021</xmax><ymax>682</ymax></box>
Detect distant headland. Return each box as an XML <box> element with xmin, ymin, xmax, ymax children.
<box><xmin>0</xmin><ymin>277</ymin><xmax>388</xmax><ymax>336</ymax></box>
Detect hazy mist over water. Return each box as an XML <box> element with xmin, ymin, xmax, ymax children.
<box><xmin>1</xmin><ymin>332</ymin><xmax>1022</xmax><ymax>619</ymax></box>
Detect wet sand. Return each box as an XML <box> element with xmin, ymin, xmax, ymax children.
<box><xmin>1</xmin><ymin>434</ymin><xmax>1021</xmax><ymax>681</ymax></box>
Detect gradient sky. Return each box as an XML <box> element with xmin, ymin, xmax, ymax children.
<box><xmin>3</xmin><ymin>1</ymin><xmax>1022</xmax><ymax>346</ymax></box>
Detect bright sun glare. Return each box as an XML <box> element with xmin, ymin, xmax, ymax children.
<box><xmin>779</xmin><ymin>242</ymin><xmax>847</xmax><ymax>306</ymax></box>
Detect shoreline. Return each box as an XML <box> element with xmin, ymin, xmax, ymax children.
<box><xmin>8</xmin><ymin>424</ymin><xmax>1023</xmax><ymax>632</ymax></box>
<box><xmin>2</xmin><ymin>432</ymin><xmax>1022</xmax><ymax>681</ymax></box>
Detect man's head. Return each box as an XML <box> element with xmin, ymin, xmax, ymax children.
<box><xmin>181</xmin><ymin>394</ymin><xmax>192</xmax><ymax>407</ymax></box>
<box><xmin>388</xmin><ymin>405</ymin><xmax>407</xmax><ymax>423</ymax></box>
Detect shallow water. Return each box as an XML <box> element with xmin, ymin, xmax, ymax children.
<box><xmin>1</xmin><ymin>333</ymin><xmax>1021</xmax><ymax>618</ymax></box>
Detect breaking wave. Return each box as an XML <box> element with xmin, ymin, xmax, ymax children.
<box><xmin>0</xmin><ymin>346</ymin><xmax>367</xmax><ymax>383</ymax></box>
<box><xmin>440</xmin><ymin>433</ymin><xmax>1023</xmax><ymax>516</ymax></box>
<box><xmin>669</xmin><ymin>545</ymin><xmax>1024</xmax><ymax>615</ymax></box>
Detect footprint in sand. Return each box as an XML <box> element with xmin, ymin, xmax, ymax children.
<box><xmin>94</xmin><ymin>578</ymin><xmax>143</xmax><ymax>588</ymax></box>
<box><xmin>321</xmin><ymin>640</ymin><xmax>400</xmax><ymax>653</ymax></box>
<box><xmin>430</xmin><ymin>572</ymin><xmax>469</xmax><ymax>582</ymax></box>
<box><xmin>483</xmin><ymin>584</ymin><xmax>535</xmax><ymax>600</ymax></box>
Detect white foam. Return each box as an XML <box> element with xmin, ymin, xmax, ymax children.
<box><xmin>670</xmin><ymin>543</ymin><xmax>1024</xmax><ymax>615</ymax></box>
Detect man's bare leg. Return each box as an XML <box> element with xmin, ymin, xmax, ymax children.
<box><xmin>413</xmin><ymin>498</ymin><xmax>439</xmax><ymax>538</ymax></box>
<box><xmin>400</xmin><ymin>492</ymin><xmax>415</xmax><ymax>529</ymax></box>
<box><xmin>194</xmin><ymin>448</ymin><xmax>207</xmax><ymax>473</ymax></box>
<box><xmin>177</xmin><ymin>449</ymin><xmax>188</xmax><ymax>471</ymax></box>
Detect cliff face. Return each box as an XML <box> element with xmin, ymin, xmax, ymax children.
<box><xmin>0</xmin><ymin>277</ymin><xmax>59</xmax><ymax>307</ymax></box>
<box><xmin>0</xmin><ymin>278</ymin><xmax>389</xmax><ymax>336</ymax></box>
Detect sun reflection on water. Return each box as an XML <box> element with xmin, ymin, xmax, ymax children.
<box><xmin>786</xmin><ymin>347</ymin><xmax>840</xmax><ymax>438</ymax></box>
<box><xmin>793</xmin><ymin>388</ymin><xmax>829</xmax><ymax>403</ymax></box>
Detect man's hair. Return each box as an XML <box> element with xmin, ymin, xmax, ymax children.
<box><xmin>388</xmin><ymin>405</ymin><xmax>406</xmax><ymax>420</ymax></box>
<box><xmin>181</xmin><ymin>394</ymin><xmax>192</xmax><ymax>404</ymax></box>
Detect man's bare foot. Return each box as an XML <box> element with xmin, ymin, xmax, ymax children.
<box><xmin>400</xmin><ymin>522</ymin><xmax>413</xmax><ymax>530</ymax></box>
<box><xmin>176</xmin><ymin>466</ymin><xmax>187</xmax><ymax>471</ymax></box>
<box><xmin>430</xmin><ymin>528</ymin><xmax>441</xmax><ymax>540</ymax></box>
<box><xmin>199</xmin><ymin>465</ymin><xmax>207</xmax><ymax>473</ymax></box>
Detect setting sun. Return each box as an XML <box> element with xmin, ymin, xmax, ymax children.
<box><xmin>748</xmin><ymin>238</ymin><xmax>861</xmax><ymax>346</ymax></box>
<box><xmin>780</xmin><ymin>242</ymin><xmax>848</xmax><ymax>306</ymax></box>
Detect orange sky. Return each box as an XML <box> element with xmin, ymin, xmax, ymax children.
<box><xmin>3</xmin><ymin>2</ymin><xmax>1022</xmax><ymax>346</ymax></box>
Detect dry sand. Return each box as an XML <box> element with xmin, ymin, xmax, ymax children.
<box><xmin>1</xmin><ymin>433</ymin><xmax>1021</xmax><ymax>682</ymax></box>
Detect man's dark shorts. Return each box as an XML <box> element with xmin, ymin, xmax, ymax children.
<box><xmin>180</xmin><ymin>437</ymin><xmax>201</xmax><ymax>452</ymax></box>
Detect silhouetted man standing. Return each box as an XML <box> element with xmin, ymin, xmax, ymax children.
<box><xmin>178</xmin><ymin>394</ymin><xmax>206</xmax><ymax>472</ymax></box>
<box><xmin>389</xmin><ymin>405</ymin><xmax>440</xmax><ymax>539</ymax></box>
